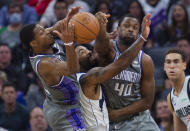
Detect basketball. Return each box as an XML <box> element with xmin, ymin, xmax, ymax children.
<box><xmin>70</xmin><ymin>12</ymin><xmax>100</xmax><ymax>44</ymax></box>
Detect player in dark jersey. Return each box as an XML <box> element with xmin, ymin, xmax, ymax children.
<box><xmin>20</xmin><ymin>7</ymin><xmax>86</xmax><ymax>131</ymax></box>
<box><xmin>93</xmin><ymin>12</ymin><xmax>160</xmax><ymax>130</ymax></box>
<box><xmin>74</xmin><ymin>12</ymin><xmax>151</xmax><ymax>131</ymax></box>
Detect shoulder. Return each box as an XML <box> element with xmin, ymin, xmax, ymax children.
<box><xmin>142</xmin><ymin>53</ymin><xmax>154</xmax><ymax>70</ymax></box>
<box><xmin>142</xmin><ymin>53</ymin><xmax>153</xmax><ymax>63</ymax></box>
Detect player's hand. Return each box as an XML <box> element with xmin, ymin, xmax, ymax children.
<box><xmin>52</xmin><ymin>6</ymin><xmax>81</xmax><ymax>32</ymax></box>
<box><xmin>141</xmin><ymin>13</ymin><xmax>151</xmax><ymax>39</ymax></box>
<box><xmin>108</xmin><ymin>30</ymin><xmax>118</xmax><ymax>40</ymax></box>
<box><xmin>107</xmin><ymin>107</ymin><xmax>119</xmax><ymax>121</ymax></box>
<box><xmin>66</xmin><ymin>6</ymin><xmax>81</xmax><ymax>22</ymax></box>
<box><xmin>53</xmin><ymin>19</ymin><xmax>74</xmax><ymax>43</ymax></box>
<box><xmin>95</xmin><ymin>12</ymin><xmax>110</xmax><ymax>25</ymax></box>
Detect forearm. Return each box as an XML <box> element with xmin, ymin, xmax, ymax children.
<box><xmin>94</xmin><ymin>23</ymin><xmax>110</xmax><ymax>54</ymax></box>
<box><xmin>116</xmin><ymin>97</ymin><xmax>153</xmax><ymax>117</ymax></box>
<box><xmin>65</xmin><ymin>43</ymin><xmax>79</xmax><ymax>74</ymax></box>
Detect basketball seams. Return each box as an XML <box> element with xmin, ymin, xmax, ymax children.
<box><xmin>84</xmin><ymin>13</ymin><xmax>100</xmax><ymax>32</ymax></box>
<box><xmin>71</xmin><ymin>18</ymin><xmax>96</xmax><ymax>37</ymax></box>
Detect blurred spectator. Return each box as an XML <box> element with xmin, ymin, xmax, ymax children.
<box><xmin>40</xmin><ymin>0</ymin><xmax>89</xmax><ymax>27</ymax></box>
<box><xmin>0</xmin><ymin>0</ymin><xmax>11</xmax><ymax>9</ymax></box>
<box><xmin>168</xmin><ymin>0</ymin><xmax>190</xmax><ymax>25</ymax></box>
<box><xmin>26</xmin><ymin>78</ymin><xmax>45</xmax><ymax>111</ymax></box>
<box><xmin>94</xmin><ymin>0</ymin><xmax>113</xmax><ymax>32</ymax></box>
<box><xmin>28</xmin><ymin>0</ymin><xmax>52</xmax><ymax>16</ymax></box>
<box><xmin>0</xmin><ymin>82</ymin><xmax>29</xmax><ymax>130</ymax></box>
<box><xmin>0</xmin><ymin>2</ymin><xmax>23</xmax><ymax>49</ymax></box>
<box><xmin>66</xmin><ymin>0</ymin><xmax>90</xmax><ymax>12</ymax></box>
<box><xmin>139</xmin><ymin>0</ymin><xmax>169</xmax><ymax>47</ymax></box>
<box><xmin>0</xmin><ymin>71</ymin><xmax>7</xmax><ymax>104</ymax></box>
<box><xmin>0</xmin><ymin>44</ymin><xmax>30</xmax><ymax>94</ymax></box>
<box><xmin>176</xmin><ymin>37</ymin><xmax>190</xmax><ymax>75</ymax></box>
<box><xmin>153</xmin><ymin>3</ymin><xmax>190</xmax><ymax>46</ymax></box>
<box><xmin>155</xmin><ymin>99</ymin><xmax>173</xmax><ymax>131</ymax></box>
<box><xmin>0</xmin><ymin>0</ymin><xmax>37</xmax><ymax>28</ymax></box>
<box><xmin>29</xmin><ymin>107</ymin><xmax>49</xmax><ymax>131</ymax></box>
<box><xmin>127</xmin><ymin>0</ymin><xmax>145</xmax><ymax>24</ymax></box>
<box><xmin>44</xmin><ymin>0</ymin><xmax>68</xmax><ymax>27</ymax></box>
<box><xmin>109</xmin><ymin>0</ymin><xmax>126</xmax><ymax>20</ymax></box>
<box><xmin>159</xmin><ymin>75</ymin><xmax>172</xmax><ymax>100</ymax></box>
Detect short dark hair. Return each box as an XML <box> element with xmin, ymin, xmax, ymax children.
<box><xmin>165</xmin><ymin>48</ymin><xmax>186</xmax><ymax>62</ymax></box>
<box><xmin>118</xmin><ymin>13</ymin><xmax>138</xmax><ymax>27</ymax></box>
<box><xmin>8</xmin><ymin>2</ymin><xmax>22</xmax><ymax>12</ymax></box>
<box><xmin>0</xmin><ymin>43</ymin><xmax>10</xmax><ymax>49</ymax></box>
<box><xmin>2</xmin><ymin>81</ymin><xmax>17</xmax><ymax>92</ymax></box>
<box><xmin>54</xmin><ymin>0</ymin><xmax>68</xmax><ymax>9</ymax></box>
<box><xmin>176</xmin><ymin>36</ymin><xmax>190</xmax><ymax>45</ymax></box>
<box><xmin>20</xmin><ymin>24</ymin><xmax>36</xmax><ymax>51</ymax></box>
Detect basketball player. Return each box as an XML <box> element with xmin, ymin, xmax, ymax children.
<box><xmin>93</xmin><ymin>12</ymin><xmax>160</xmax><ymax>130</ymax></box>
<box><xmin>165</xmin><ymin>48</ymin><xmax>190</xmax><ymax>131</ymax></box>
<box><xmin>20</xmin><ymin>7</ymin><xmax>86</xmax><ymax>131</ymax></box>
<box><xmin>74</xmin><ymin>13</ymin><xmax>153</xmax><ymax>131</ymax></box>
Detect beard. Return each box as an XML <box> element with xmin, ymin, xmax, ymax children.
<box><xmin>80</xmin><ymin>56</ymin><xmax>99</xmax><ymax>72</ymax></box>
<box><xmin>119</xmin><ymin>35</ymin><xmax>136</xmax><ymax>46</ymax></box>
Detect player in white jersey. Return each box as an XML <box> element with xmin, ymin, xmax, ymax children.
<box><xmin>165</xmin><ymin>48</ymin><xmax>190</xmax><ymax>131</ymax></box>
<box><xmin>74</xmin><ymin>12</ymin><xmax>152</xmax><ymax>131</ymax></box>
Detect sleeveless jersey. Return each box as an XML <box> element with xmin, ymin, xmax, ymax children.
<box><xmin>103</xmin><ymin>41</ymin><xmax>143</xmax><ymax>120</ymax></box>
<box><xmin>170</xmin><ymin>75</ymin><xmax>190</xmax><ymax>129</ymax></box>
<box><xmin>29</xmin><ymin>43</ymin><xmax>85</xmax><ymax>130</ymax></box>
<box><xmin>77</xmin><ymin>73</ymin><xmax>109</xmax><ymax>131</ymax></box>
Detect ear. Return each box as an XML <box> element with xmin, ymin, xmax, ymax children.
<box><xmin>183</xmin><ymin>61</ymin><xmax>187</xmax><ymax>71</ymax></box>
<box><xmin>30</xmin><ymin>40</ymin><xmax>37</xmax><ymax>49</ymax></box>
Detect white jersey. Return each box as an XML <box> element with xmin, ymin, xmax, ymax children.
<box><xmin>77</xmin><ymin>73</ymin><xmax>109</xmax><ymax>131</ymax></box>
<box><xmin>170</xmin><ymin>75</ymin><xmax>190</xmax><ymax>130</ymax></box>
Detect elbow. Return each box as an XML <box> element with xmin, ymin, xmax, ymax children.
<box><xmin>69</xmin><ymin>64</ymin><xmax>80</xmax><ymax>74</ymax></box>
<box><xmin>144</xmin><ymin>97</ymin><xmax>154</xmax><ymax>110</ymax></box>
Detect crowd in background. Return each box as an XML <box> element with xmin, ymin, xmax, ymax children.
<box><xmin>0</xmin><ymin>0</ymin><xmax>190</xmax><ymax>130</ymax></box>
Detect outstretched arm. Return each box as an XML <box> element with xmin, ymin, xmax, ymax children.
<box><xmin>81</xmin><ymin>13</ymin><xmax>151</xmax><ymax>87</ymax></box>
<box><xmin>81</xmin><ymin>36</ymin><xmax>147</xmax><ymax>86</ymax></box>
<box><xmin>38</xmin><ymin>8</ymin><xmax>80</xmax><ymax>86</ymax></box>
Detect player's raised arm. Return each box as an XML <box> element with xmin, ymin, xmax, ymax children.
<box><xmin>81</xmin><ymin>13</ymin><xmax>151</xmax><ymax>86</ymax></box>
<box><xmin>94</xmin><ymin>12</ymin><xmax>115</xmax><ymax>61</ymax></box>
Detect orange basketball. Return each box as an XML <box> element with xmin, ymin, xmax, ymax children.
<box><xmin>70</xmin><ymin>12</ymin><xmax>100</xmax><ymax>44</ymax></box>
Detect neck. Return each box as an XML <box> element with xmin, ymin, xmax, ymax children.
<box><xmin>118</xmin><ymin>39</ymin><xmax>129</xmax><ymax>52</ymax></box>
<box><xmin>0</xmin><ymin>62</ymin><xmax>10</xmax><ymax>69</ymax></box>
<box><xmin>33</xmin><ymin>47</ymin><xmax>54</xmax><ymax>55</ymax></box>
<box><xmin>4</xmin><ymin>102</ymin><xmax>16</xmax><ymax>113</ymax></box>
<box><xmin>160</xmin><ymin>120</ymin><xmax>171</xmax><ymax>129</ymax></box>
<box><xmin>172</xmin><ymin>73</ymin><xmax>185</xmax><ymax>95</ymax></box>
<box><xmin>8</xmin><ymin>24</ymin><xmax>22</xmax><ymax>31</ymax></box>
<box><xmin>176</xmin><ymin>22</ymin><xmax>183</xmax><ymax>28</ymax></box>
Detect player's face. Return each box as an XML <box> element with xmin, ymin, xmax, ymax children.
<box><xmin>75</xmin><ymin>46</ymin><xmax>98</xmax><ymax>71</ymax></box>
<box><xmin>33</xmin><ymin>24</ymin><xmax>54</xmax><ymax>48</ymax></box>
<box><xmin>118</xmin><ymin>17</ymin><xmax>139</xmax><ymax>46</ymax></box>
<box><xmin>164</xmin><ymin>53</ymin><xmax>186</xmax><ymax>80</ymax></box>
